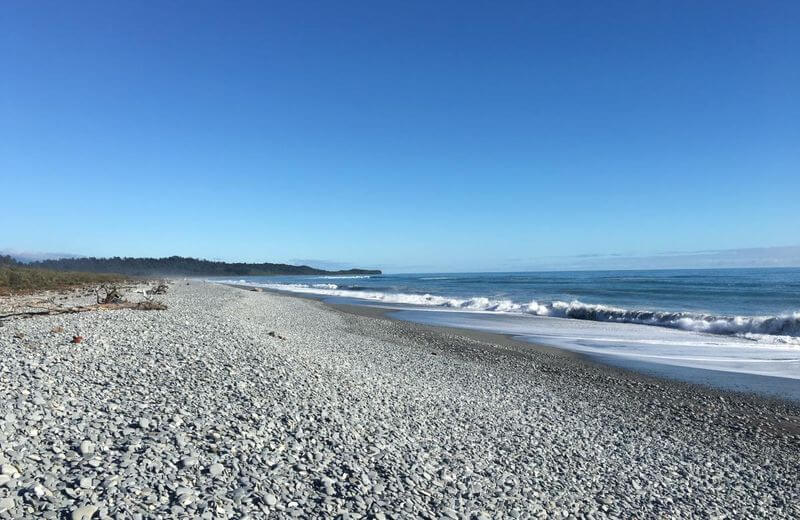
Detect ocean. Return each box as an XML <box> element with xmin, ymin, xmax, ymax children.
<box><xmin>218</xmin><ymin>268</ymin><xmax>800</xmax><ymax>389</ymax></box>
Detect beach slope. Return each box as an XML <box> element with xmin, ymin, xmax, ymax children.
<box><xmin>0</xmin><ymin>282</ymin><xmax>798</xmax><ymax>518</ymax></box>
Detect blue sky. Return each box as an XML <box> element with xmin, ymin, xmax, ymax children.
<box><xmin>2</xmin><ymin>1</ymin><xmax>798</xmax><ymax>272</ymax></box>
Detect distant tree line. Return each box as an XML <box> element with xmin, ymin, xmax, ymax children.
<box><xmin>0</xmin><ymin>255</ymin><xmax>20</xmax><ymax>266</ymax></box>
<box><xmin>25</xmin><ymin>256</ymin><xmax>381</xmax><ymax>277</ymax></box>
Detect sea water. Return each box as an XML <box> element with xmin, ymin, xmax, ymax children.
<box><xmin>218</xmin><ymin>268</ymin><xmax>800</xmax><ymax>392</ymax></box>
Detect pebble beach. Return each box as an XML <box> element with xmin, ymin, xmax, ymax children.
<box><xmin>1</xmin><ymin>281</ymin><xmax>799</xmax><ymax>519</ymax></box>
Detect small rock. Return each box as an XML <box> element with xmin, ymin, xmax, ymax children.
<box><xmin>80</xmin><ymin>440</ymin><xmax>95</xmax><ymax>456</ymax></box>
<box><xmin>180</xmin><ymin>456</ymin><xmax>199</xmax><ymax>468</ymax></box>
<box><xmin>264</xmin><ymin>493</ymin><xmax>277</xmax><ymax>506</ymax></box>
<box><xmin>71</xmin><ymin>504</ymin><xmax>99</xmax><ymax>520</ymax></box>
<box><xmin>0</xmin><ymin>497</ymin><xmax>14</xmax><ymax>513</ymax></box>
<box><xmin>32</xmin><ymin>483</ymin><xmax>50</xmax><ymax>498</ymax></box>
<box><xmin>208</xmin><ymin>463</ymin><xmax>224</xmax><ymax>476</ymax></box>
<box><xmin>1</xmin><ymin>464</ymin><xmax>19</xmax><ymax>477</ymax></box>
<box><xmin>232</xmin><ymin>487</ymin><xmax>248</xmax><ymax>502</ymax></box>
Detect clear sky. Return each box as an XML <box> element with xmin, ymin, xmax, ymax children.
<box><xmin>2</xmin><ymin>1</ymin><xmax>798</xmax><ymax>272</ymax></box>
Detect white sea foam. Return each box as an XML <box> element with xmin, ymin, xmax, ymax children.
<box><xmin>217</xmin><ymin>280</ymin><xmax>800</xmax><ymax>344</ymax></box>
<box><xmin>317</xmin><ymin>275</ymin><xmax>373</xmax><ymax>279</ymax></box>
<box><xmin>214</xmin><ymin>279</ymin><xmax>800</xmax><ymax>380</ymax></box>
<box><xmin>545</xmin><ymin>301</ymin><xmax>800</xmax><ymax>340</ymax></box>
<box><xmin>397</xmin><ymin>311</ymin><xmax>800</xmax><ymax>380</ymax></box>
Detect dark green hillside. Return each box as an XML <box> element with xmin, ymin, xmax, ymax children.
<box><xmin>29</xmin><ymin>256</ymin><xmax>381</xmax><ymax>277</ymax></box>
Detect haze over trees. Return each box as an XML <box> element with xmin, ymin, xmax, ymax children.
<box><xmin>25</xmin><ymin>256</ymin><xmax>381</xmax><ymax>277</ymax></box>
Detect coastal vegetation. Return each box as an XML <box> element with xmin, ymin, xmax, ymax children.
<box><xmin>0</xmin><ymin>256</ymin><xmax>128</xmax><ymax>295</ymax></box>
<box><xmin>27</xmin><ymin>256</ymin><xmax>381</xmax><ymax>277</ymax></box>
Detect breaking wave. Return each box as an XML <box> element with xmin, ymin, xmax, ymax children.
<box><xmin>223</xmin><ymin>280</ymin><xmax>800</xmax><ymax>343</ymax></box>
<box><xmin>546</xmin><ymin>301</ymin><xmax>800</xmax><ymax>341</ymax></box>
<box><xmin>317</xmin><ymin>275</ymin><xmax>373</xmax><ymax>279</ymax></box>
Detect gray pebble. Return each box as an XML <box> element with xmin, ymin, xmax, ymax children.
<box><xmin>180</xmin><ymin>456</ymin><xmax>199</xmax><ymax>468</ymax></box>
<box><xmin>71</xmin><ymin>504</ymin><xmax>99</xmax><ymax>520</ymax></box>
<box><xmin>79</xmin><ymin>440</ymin><xmax>95</xmax><ymax>456</ymax></box>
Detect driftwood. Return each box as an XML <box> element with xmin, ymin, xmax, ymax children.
<box><xmin>97</xmin><ymin>285</ymin><xmax>124</xmax><ymax>304</ymax></box>
<box><xmin>1</xmin><ymin>284</ymin><xmax>167</xmax><ymax>322</ymax></box>
<box><xmin>146</xmin><ymin>282</ymin><xmax>169</xmax><ymax>295</ymax></box>
<box><xmin>0</xmin><ymin>300</ymin><xmax>167</xmax><ymax>321</ymax></box>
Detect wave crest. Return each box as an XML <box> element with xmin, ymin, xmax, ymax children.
<box><xmin>220</xmin><ymin>280</ymin><xmax>800</xmax><ymax>342</ymax></box>
<box><xmin>546</xmin><ymin>301</ymin><xmax>800</xmax><ymax>339</ymax></box>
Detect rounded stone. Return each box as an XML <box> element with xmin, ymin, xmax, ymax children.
<box><xmin>71</xmin><ymin>504</ymin><xmax>99</xmax><ymax>520</ymax></box>
<box><xmin>180</xmin><ymin>456</ymin><xmax>199</xmax><ymax>468</ymax></box>
<box><xmin>79</xmin><ymin>440</ymin><xmax>95</xmax><ymax>456</ymax></box>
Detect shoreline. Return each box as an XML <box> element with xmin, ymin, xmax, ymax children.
<box><xmin>331</xmin><ymin>302</ymin><xmax>800</xmax><ymax>405</ymax></box>
<box><xmin>230</xmin><ymin>283</ymin><xmax>800</xmax><ymax>406</ymax></box>
<box><xmin>229</xmin><ymin>282</ymin><xmax>800</xmax><ymax>438</ymax></box>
